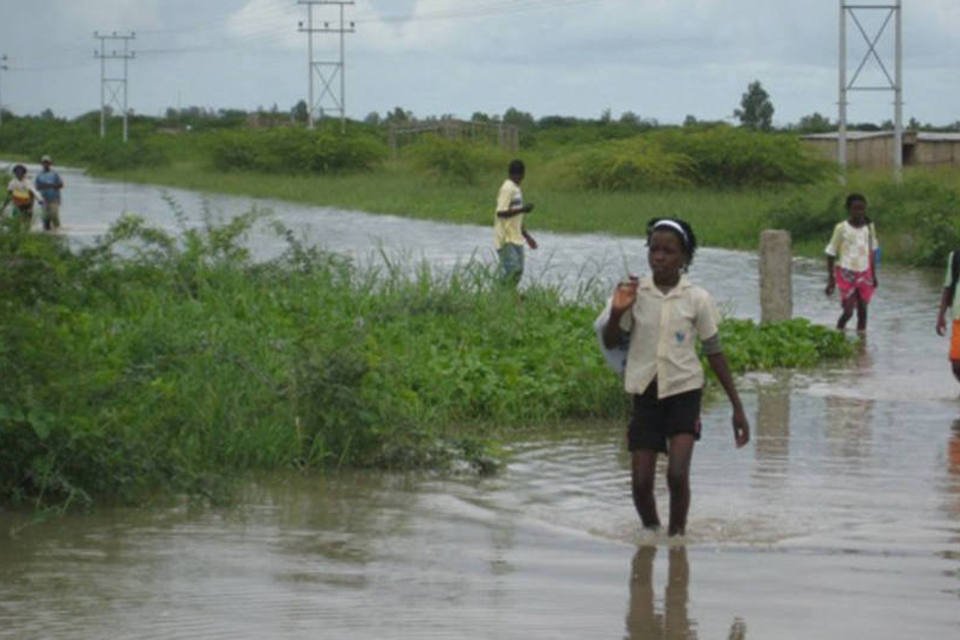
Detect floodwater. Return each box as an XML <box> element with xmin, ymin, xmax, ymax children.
<box><xmin>1</xmin><ymin>167</ymin><xmax>959</xmax><ymax>639</ymax></box>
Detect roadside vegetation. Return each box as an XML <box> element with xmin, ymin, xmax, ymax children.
<box><xmin>0</xmin><ymin>209</ymin><xmax>853</xmax><ymax>511</ymax></box>
<box><xmin>2</xmin><ymin>106</ymin><xmax>959</xmax><ymax>265</ymax></box>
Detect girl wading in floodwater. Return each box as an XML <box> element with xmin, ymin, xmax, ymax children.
<box><xmin>602</xmin><ymin>218</ymin><xmax>750</xmax><ymax>536</ymax></box>
<box><xmin>825</xmin><ymin>193</ymin><xmax>879</xmax><ymax>333</ymax></box>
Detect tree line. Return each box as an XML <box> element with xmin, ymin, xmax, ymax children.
<box><xmin>5</xmin><ymin>80</ymin><xmax>958</xmax><ymax>136</ymax></box>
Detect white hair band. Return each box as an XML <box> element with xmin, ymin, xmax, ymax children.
<box><xmin>652</xmin><ymin>219</ymin><xmax>688</xmax><ymax>246</ymax></box>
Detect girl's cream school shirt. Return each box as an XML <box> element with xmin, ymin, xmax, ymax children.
<box><xmin>618</xmin><ymin>275</ymin><xmax>721</xmax><ymax>399</ymax></box>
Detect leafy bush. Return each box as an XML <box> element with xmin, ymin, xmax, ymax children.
<box><xmin>0</xmin><ymin>116</ymin><xmax>168</xmax><ymax>171</ymax></box>
<box><xmin>404</xmin><ymin>135</ymin><xmax>508</xmax><ymax>184</ymax></box>
<box><xmin>717</xmin><ymin>317</ymin><xmax>855</xmax><ymax>371</ymax></box>
<box><xmin>652</xmin><ymin>126</ymin><xmax>830</xmax><ymax>187</ymax></box>
<box><xmin>767</xmin><ymin>193</ymin><xmax>844</xmax><ymax>242</ymax></box>
<box><xmin>764</xmin><ymin>174</ymin><xmax>960</xmax><ymax>266</ymax></box>
<box><xmin>207</xmin><ymin>126</ymin><xmax>387</xmax><ymax>173</ymax></box>
<box><xmin>546</xmin><ymin>136</ymin><xmax>692</xmax><ymax>191</ymax></box>
<box><xmin>868</xmin><ymin>176</ymin><xmax>960</xmax><ymax>267</ymax></box>
<box><xmin>0</xmin><ymin>210</ymin><xmax>617</xmax><ymax>509</ymax></box>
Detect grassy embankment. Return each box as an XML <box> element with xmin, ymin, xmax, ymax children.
<box><xmin>1</xmin><ymin>208</ymin><xmax>853</xmax><ymax>512</ymax></box>
<box><xmin>98</xmin><ymin>127</ymin><xmax>960</xmax><ymax>266</ymax></box>
<box><xmin>4</xmin><ymin>115</ymin><xmax>959</xmax><ymax>263</ymax></box>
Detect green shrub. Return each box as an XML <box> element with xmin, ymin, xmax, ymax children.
<box><xmin>546</xmin><ymin>136</ymin><xmax>692</xmax><ymax>191</ymax></box>
<box><xmin>767</xmin><ymin>192</ymin><xmax>845</xmax><ymax>242</ymax></box>
<box><xmin>207</xmin><ymin>126</ymin><xmax>387</xmax><ymax>173</ymax></box>
<box><xmin>717</xmin><ymin>317</ymin><xmax>855</xmax><ymax>371</ymax></box>
<box><xmin>0</xmin><ymin>210</ymin><xmax>617</xmax><ymax>509</ymax></box>
<box><xmin>868</xmin><ymin>176</ymin><xmax>960</xmax><ymax>266</ymax></box>
<box><xmin>652</xmin><ymin>126</ymin><xmax>830</xmax><ymax>187</ymax></box>
<box><xmin>404</xmin><ymin>135</ymin><xmax>508</xmax><ymax>184</ymax></box>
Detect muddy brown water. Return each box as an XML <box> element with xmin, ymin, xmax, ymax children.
<box><xmin>1</xmin><ymin>166</ymin><xmax>958</xmax><ymax>638</ymax></box>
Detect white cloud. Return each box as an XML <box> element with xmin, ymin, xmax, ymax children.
<box><xmin>225</xmin><ymin>0</ymin><xmax>302</xmax><ymax>50</ymax></box>
<box><xmin>61</xmin><ymin>0</ymin><xmax>163</xmax><ymax>33</ymax></box>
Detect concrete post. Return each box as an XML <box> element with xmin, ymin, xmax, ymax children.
<box><xmin>759</xmin><ymin>230</ymin><xmax>792</xmax><ymax>324</ymax></box>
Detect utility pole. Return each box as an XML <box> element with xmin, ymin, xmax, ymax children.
<box><xmin>94</xmin><ymin>31</ymin><xmax>136</xmax><ymax>142</ymax></box>
<box><xmin>838</xmin><ymin>1</ymin><xmax>903</xmax><ymax>181</ymax></box>
<box><xmin>298</xmin><ymin>1</ymin><xmax>354</xmax><ymax>132</ymax></box>
<box><xmin>0</xmin><ymin>55</ymin><xmax>7</xmax><ymax>127</ymax></box>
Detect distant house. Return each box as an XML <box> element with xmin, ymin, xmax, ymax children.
<box><xmin>801</xmin><ymin>131</ymin><xmax>960</xmax><ymax>169</ymax></box>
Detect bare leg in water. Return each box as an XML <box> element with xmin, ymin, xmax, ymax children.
<box><xmin>631</xmin><ymin>433</ymin><xmax>695</xmax><ymax>536</ymax></box>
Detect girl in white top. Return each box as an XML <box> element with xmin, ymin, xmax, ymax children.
<box><xmin>602</xmin><ymin>218</ymin><xmax>749</xmax><ymax>537</ymax></box>
<box><xmin>2</xmin><ymin>164</ymin><xmax>44</xmax><ymax>229</ymax></box>
<box><xmin>825</xmin><ymin>193</ymin><xmax>879</xmax><ymax>332</ymax></box>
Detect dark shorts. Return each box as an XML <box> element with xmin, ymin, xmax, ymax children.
<box><xmin>627</xmin><ymin>380</ymin><xmax>702</xmax><ymax>453</ymax></box>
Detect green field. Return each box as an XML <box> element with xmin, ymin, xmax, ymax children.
<box><xmin>0</xmin><ymin>211</ymin><xmax>853</xmax><ymax>511</ymax></box>
<box><xmin>3</xmin><ymin>114</ymin><xmax>959</xmax><ymax>265</ymax></box>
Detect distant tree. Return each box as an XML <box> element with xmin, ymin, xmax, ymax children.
<box><xmin>363</xmin><ymin>111</ymin><xmax>381</xmax><ymax>126</ymax></box>
<box><xmin>470</xmin><ymin>111</ymin><xmax>491</xmax><ymax>123</ymax></box>
<box><xmin>537</xmin><ymin>115</ymin><xmax>579</xmax><ymax>128</ymax></box>
<box><xmin>734</xmin><ymin>80</ymin><xmax>774</xmax><ymax>131</ymax></box>
<box><xmin>796</xmin><ymin>112</ymin><xmax>833</xmax><ymax>133</ymax></box>
<box><xmin>619</xmin><ymin>111</ymin><xmax>640</xmax><ymax>126</ymax></box>
<box><xmin>599</xmin><ymin>108</ymin><xmax>612</xmax><ymax>124</ymax></box>
<box><xmin>40</xmin><ymin>108</ymin><xmax>56</xmax><ymax>120</ymax></box>
<box><xmin>683</xmin><ymin>114</ymin><xmax>698</xmax><ymax>127</ymax></box>
<box><xmin>879</xmin><ymin>119</ymin><xmax>894</xmax><ymax>131</ymax></box>
<box><xmin>908</xmin><ymin>116</ymin><xmax>922</xmax><ymax>130</ymax></box>
<box><xmin>384</xmin><ymin>106</ymin><xmax>413</xmax><ymax>125</ymax></box>
<box><xmin>291</xmin><ymin>100</ymin><xmax>309</xmax><ymax>124</ymax></box>
<box><xmin>502</xmin><ymin>107</ymin><xmax>535</xmax><ymax>130</ymax></box>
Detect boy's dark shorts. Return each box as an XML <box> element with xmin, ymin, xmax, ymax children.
<box><xmin>628</xmin><ymin>380</ymin><xmax>702</xmax><ymax>453</ymax></box>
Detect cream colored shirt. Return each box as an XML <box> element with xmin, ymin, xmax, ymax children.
<box><xmin>825</xmin><ymin>221</ymin><xmax>878</xmax><ymax>272</ymax></box>
<box><xmin>619</xmin><ymin>275</ymin><xmax>720</xmax><ymax>399</ymax></box>
<box><xmin>493</xmin><ymin>179</ymin><xmax>524</xmax><ymax>249</ymax></box>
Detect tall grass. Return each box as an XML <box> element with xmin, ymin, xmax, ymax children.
<box><xmin>0</xmin><ymin>207</ymin><xmax>854</xmax><ymax>511</ymax></box>
<box><xmin>0</xmin><ymin>210</ymin><xmax>622</xmax><ymax>510</ymax></box>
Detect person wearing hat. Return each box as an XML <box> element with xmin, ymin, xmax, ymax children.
<box><xmin>35</xmin><ymin>154</ymin><xmax>64</xmax><ymax>231</ymax></box>
<box><xmin>1</xmin><ymin>164</ymin><xmax>44</xmax><ymax>228</ymax></box>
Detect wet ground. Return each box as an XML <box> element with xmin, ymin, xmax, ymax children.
<box><xmin>1</xmin><ymin>167</ymin><xmax>958</xmax><ymax>639</ymax></box>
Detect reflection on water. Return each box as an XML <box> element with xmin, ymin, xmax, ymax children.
<box><xmin>945</xmin><ymin>421</ymin><xmax>960</xmax><ymax>522</ymax></box>
<box><xmin>824</xmin><ymin>395</ymin><xmax>874</xmax><ymax>462</ymax></box>
<box><xmin>753</xmin><ymin>379</ymin><xmax>791</xmax><ymax>486</ymax></box>
<box><xmin>625</xmin><ymin>546</ymin><xmax>696</xmax><ymax>640</ymax></box>
<box><xmin>625</xmin><ymin>546</ymin><xmax>746</xmax><ymax>640</ymax></box>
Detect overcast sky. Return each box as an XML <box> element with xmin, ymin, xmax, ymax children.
<box><xmin>1</xmin><ymin>0</ymin><xmax>957</xmax><ymax>126</ymax></box>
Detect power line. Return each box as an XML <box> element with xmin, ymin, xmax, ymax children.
<box><xmin>298</xmin><ymin>1</ymin><xmax>354</xmax><ymax>132</ymax></box>
<box><xmin>0</xmin><ymin>54</ymin><xmax>7</xmax><ymax>126</ymax></box>
<box><xmin>357</xmin><ymin>0</ymin><xmax>602</xmax><ymax>24</ymax></box>
<box><xmin>94</xmin><ymin>31</ymin><xmax>136</xmax><ymax>142</ymax></box>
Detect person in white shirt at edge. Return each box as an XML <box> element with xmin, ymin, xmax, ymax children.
<box><xmin>493</xmin><ymin>159</ymin><xmax>537</xmax><ymax>287</ymax></box>
<box><xmin>602</xmin><ymin>217</ymin><xmax>750</xmax><ymax>537</ymax></box>
<box><xmin>1</xmin><ymin>164</ymin><xmax>44</xmax><ymax>229</ymax></box>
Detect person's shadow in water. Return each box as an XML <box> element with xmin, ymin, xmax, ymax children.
<box><xmin>625</xmin><ymin>545</ymin><xmax>747</xmax><ymax>640</ymax></box>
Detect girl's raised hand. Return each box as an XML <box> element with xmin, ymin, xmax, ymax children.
<box><xmin>611</xmin><ymin>275</ymin><xmax>639</xmax><ymax>313</ymax></box>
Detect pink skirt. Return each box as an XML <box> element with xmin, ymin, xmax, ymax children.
<box><xmin>835</xmin><ymin>266</ymin><xmax>876</xmax><ymax>304</ymax></box>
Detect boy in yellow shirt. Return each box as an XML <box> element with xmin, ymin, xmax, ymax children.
<box><xmin>493</xmin><ymin>159</ymin><xmax>537</xmax><ymax>286</ymax></box>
